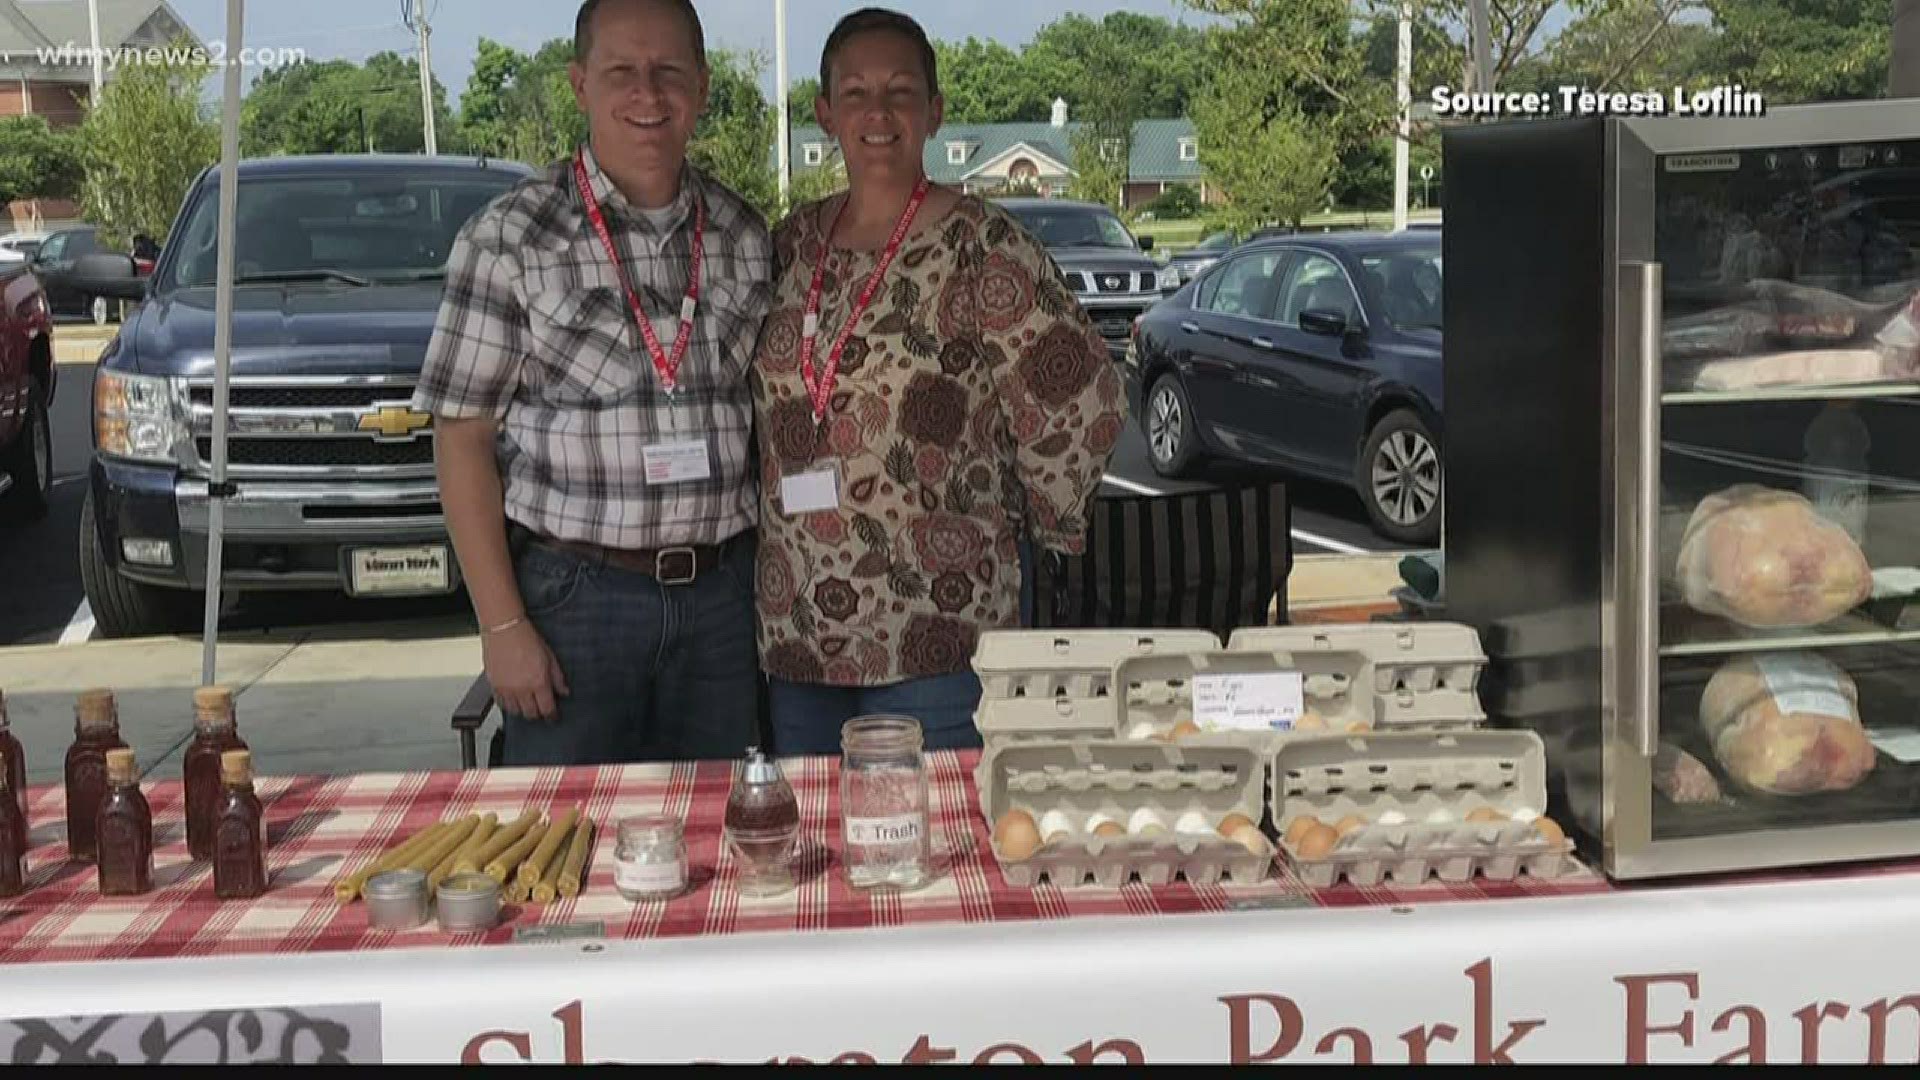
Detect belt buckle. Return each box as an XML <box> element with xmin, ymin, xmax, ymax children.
<box><xmin>655</xmin><ymin>546</ymin><xmax>698</xmax><ymax>586</ymax></box>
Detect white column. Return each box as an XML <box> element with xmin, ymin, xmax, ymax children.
<box><xmin>203</xmin><ymin>0</ymin><xmax>246</xmax><ymax>686</ymax></box>
<box><xmin>87</xmin><ymin>0</ymin><xmax>104</xmax><ymax>102</ymax></box>
<box><xmin>1393</xmin><ymin>0</ymin><xmax>1411</xmax><ymax>232</ymax></box>
<box><xmin>776</xmin><ymin>0</ymin><xmax>790</xmax><ymax>203</ymax></box>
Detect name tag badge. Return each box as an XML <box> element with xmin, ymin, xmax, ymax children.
<box><xmin>781</xmin><ymin>467</ymin><xmax>839</xmax><ymax>515</ymax></box>
<box><xmin>643</xmin><ymin>439</ymin><xmax>712</xmax><ymax>485</ymax></box>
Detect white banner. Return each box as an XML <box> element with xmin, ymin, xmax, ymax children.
<box><xmin>6</xmin><ymin>871</ymin><xmax>1920</xmax><ymax>1064</ymax></box>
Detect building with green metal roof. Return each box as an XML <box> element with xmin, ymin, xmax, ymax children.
<box><xmin>782</xmin><ymin>98</ymin><xmax>1212</xmax><ymax>211</ymax></box>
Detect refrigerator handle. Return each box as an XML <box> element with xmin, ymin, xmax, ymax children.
<box><xmin>1625</xmin><ymin>260</ymin><xmax>1663</xmax><ymax>758</ymax></box>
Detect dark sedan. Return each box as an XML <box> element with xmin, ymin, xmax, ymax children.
<box><xmin>1124</xmin><ymin>231</ymin><xmax>1444</xmax><ymax>545</ymax></box>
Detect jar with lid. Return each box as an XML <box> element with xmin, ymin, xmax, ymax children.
<box><xmin>838</xmin><ymin>715</ymin><xmax>931</xmax><ymax>891</ymax></box>
<box><xmin>613</xmin><ymin>815</ymin><xmax>687</xmax><ymax>901</ymax></box>
<box><xmin>723</xmin><ymin>748</ymin><xmax>799</xmax><ymax>897</ymax></box>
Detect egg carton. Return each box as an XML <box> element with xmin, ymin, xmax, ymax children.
<box><xmin>1229</xmin><ymin>623</ymin><xmax>1489</xmax><ymax>726</ymax></box>
<box><xmin>1269</xmin><ymin>729</ymin><xmax>1579</xmax><ymax>888</ymax></box>
<box><xmin>971</xmin><ymin>629</ymin><xmax>1221</xmax><ymax>747</ymax></box>
<box><xmin>976</xmin><ymin>739</ymin><xmax>1274</xmax><ymax>889</ymax></box>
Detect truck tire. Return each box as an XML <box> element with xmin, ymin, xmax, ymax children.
<box><xmin>78</xmin><ymin>489</ymin><xmax>200</xmax><ymax>639</ymax></box>
<box><xmin>0</xmin><ymin>376</ymin><xmax>51</xmax><ymax>523</ymax></box>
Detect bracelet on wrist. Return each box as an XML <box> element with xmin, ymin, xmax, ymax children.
<box><xmin>483</xmin><ymin>614</ymin><xmax>527</xmax><ymax>636</ymax></box>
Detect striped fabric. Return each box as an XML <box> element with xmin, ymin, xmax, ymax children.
<box><xmin>1035</xmin><ymin>483</ymin><xmax>1292</xmax><ymax>637</ymax></box>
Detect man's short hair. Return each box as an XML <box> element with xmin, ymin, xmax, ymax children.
<box><xmin>819</xmin><ymin>8</ymin><xmax>939</xmax><ymax>99</ymax></box>
<box><xmin>574</xmin><ymin>0</ymin><xmax>707</xmax><ymax>69</ymax></box>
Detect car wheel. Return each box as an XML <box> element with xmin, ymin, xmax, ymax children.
<box><xmin>1359</xmin><ymin>408</ymin><xmax>1442</xmax><ymax>546</ymax></box>
<box><xmin>78</xmin><ymin>489</ymin><xmax>201</xmax><ymax>639</ymax></box>
<box><xmin>1144</xmin><ymin>372</ymin><xmax>1201</xmax><ymax>478</ymax></box>
<box><xmin>91</xmin><ymin>295</ymin><xmax>110</xmax><ymax>326</ymax></box>
<box><xmin>0</xmin><ymin>377</ymin><xmax>51</xmax><ymax>523</ymax></box>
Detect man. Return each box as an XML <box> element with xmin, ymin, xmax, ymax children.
<box><xmin>414</xmin><ymin>0</ymin><xmax>770</xmax><ymax>766</ymax></box>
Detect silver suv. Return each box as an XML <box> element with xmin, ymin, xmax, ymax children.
<box><xmin>1000</xmin><ymin>198</ymin><xmax>1175</xmax><ymax>358</ymax></box>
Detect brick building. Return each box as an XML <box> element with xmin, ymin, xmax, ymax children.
<box><xmin>0</xmin><ymin>1</ymin><xmax>199</xmax><ymax>229</ymax></box>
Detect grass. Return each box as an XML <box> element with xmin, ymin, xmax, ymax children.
<box><xmin>1133</xmin><ymin>207</ymin><xmax>1444</xmax><ymax>254</ymax></box>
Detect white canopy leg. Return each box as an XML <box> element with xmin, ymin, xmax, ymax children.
<box><xmin>201</xmin><ymin>0</ymin><xmax>245</xmax><ymax>686</ymax></box>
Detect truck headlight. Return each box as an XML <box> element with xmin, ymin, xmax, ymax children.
<box><xmin>1157</xmin><ymin>266</ymin><xmax>1180</xmax><ymax>292</ymax></box>
<box><xmin>95</xmin><ymin>369</ymin><xmax>176</xmax><ymax>463</ymax></box>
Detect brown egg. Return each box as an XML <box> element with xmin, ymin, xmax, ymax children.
<box><xmin>993</xmin><ymin>810</ymin><xmax>1042</xmax><ymax>862</ymax></box>
<box><xmin>1293</xmin><ymin>822</ymin><xmax>1340</xmax><ymax>860</ymax></box>
<box><xmin>1093</xmin><ymin>821</ymin><xmax>1127</xmax><ymax>840</ymax></box>
<box><xmin>1228</xmin><ymin>824</ymin><xmax>1269</xmax><ymax>856</ymax></box>
<box><xmin>1332</xmin><ymin>814</ymin><xmax>1367</xmax><ymax>836</ymax></box>
<box><xmin>1283</xmin><ymin>815</ymin><xmax>1322</xmax><ymax>847</ymax></box>
<box><xmin>1170</xmin><ymin>719</ymin><xmax>1203</xmax><ymax>741</ymax></box>
<box><xmin>1533</xmin><ymin>817</ymin><xmax>1566</xmax><ymax>845</ymax></box>
<box><xmin>1346</xmin><ymin>720</ymin><xmax>1372</xmax><ymax>734</ymax></box>
<box><xmin>1293</xmin><ymin>710</ymin><xmax>1327</xmax><ymax>732</ymax></box>
<box><xmin>1465</xmin><ymin>807</ymin><xmax>1506</xmax><ymax>824</ymax></box>
<box><xmin>1217</xmin><ymin>813</ymin><xmax>1258</xmax><ymax>837</ymax></box>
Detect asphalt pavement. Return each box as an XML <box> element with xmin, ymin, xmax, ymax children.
<box><xmin>0</xmin><ymin>354</ymin><xmax>1401</xmax><ymax>649</ymax></box>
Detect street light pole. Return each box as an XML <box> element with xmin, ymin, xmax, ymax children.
<box><xmin>1393</xmin><ymin>0</ymin><xmax>1411</xmax><ymax>232</ymax></box>
<box><xmin>775</xmin><ymin>0</ymin><xmax>790</xmax><ymax>205</ymax></box>
<box><xmin>87</xmin><ymin>0</ymin><xmax>104</xmax><ymax>103</ymax></box>
<box><xmin>409</xmin><ymin>0</ymin><xmax>438</xmax><ymax>155</ymax></box>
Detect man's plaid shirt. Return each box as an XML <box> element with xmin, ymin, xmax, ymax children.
<box><xmin>414</xmin><ymin>147</ymin><xmax>772</xmax><ymax>549</ymax></box>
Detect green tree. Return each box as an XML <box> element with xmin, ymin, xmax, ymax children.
<box><xmin>1069</xmin><ymin>126</ymin><xmax>1127</xmax><ymax>210</ymax></box>
<box><xmin>786</xmin><ymin>76</ymin><xmax>821</xmax><ymax>126</ymax></box>
<box><xmin>691</xmin><ymin>50</ymin><xmax>778</xmax><ymax>219</ymax></box>
<box><xmin>76</xmin><ymin>36</ymin><xmax>218</xmax><ymax>246</ymax></box>
<box><xmin>934</xmin><ymin>38</ymin><xmax>1052</xmax><ymax>122</ymax></box>
<box><xmin>1028</xmin><ymin>12</ymin><xmax>1208</xmax><ymax>122</ymax></box>
<box><xmin>1509</xmin><ymin>0</ymin><xmax>1717</xmax><ymax>93</ymax></box>
<box><xmin>0</xmin><ymin>116</ymin><xmax>83</xmax><ymax>205</ymax></box>
<box><xmin>1192</xmin><ymin>66</ymin><xmax>1338</xmax><ymax>233</ymax></box>
<box><xmin>1701</xmin><ymin>0</ymin><xmax>1888</xmax><ymax>102</ymax></box>
<box><xmin>243</xmin><ymin>53</ymin><xmax>452</xmax><ymax>156</ymax></box>
<box><xmin>454</xmin><ymin>38</ymin><xmax>582</xmax><ymax>166</ymax></box>
<box><xmin>786</xmin><ymin>157</ymin><xmax>846</xmax><ymax>213</ymax></box>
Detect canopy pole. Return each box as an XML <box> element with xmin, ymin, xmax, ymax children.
<box><xmin>201</xmin><ymin>0</ymin><xmax>245</xmax><ymax>687</ymax></box>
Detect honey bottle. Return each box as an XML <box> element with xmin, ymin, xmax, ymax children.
<box><xmin>0</xmin><ymin>770</ymin><xmax>24</xmax><ymax>897</ymax></box>
<box><xmin>64</xmin><ymin>689</ymin><xmax>128</xmax><ymax>862</ymax></box>
<box><xmin>184</xmin><ymin>686</ymin><xmax>247</xmax><ymax>862</ymax></box>
<box><xmin>0</xmin><ymin>689</ymin><xmax>26</xmax><ymax>823</ymax></box>
<box><xmin>212</xmin><ymin>749</ymin><xmax>267</xmax><ymax>900</ymax></box>
<box><xmin>96</xmin><ymin>748</ymin><xmax>153</xmax><ymax>896</ymax></box>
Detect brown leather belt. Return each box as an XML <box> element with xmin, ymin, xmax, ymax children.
<box><xmin>531</xmin><ymin>536</ymin><xmax>724</xmax><ymax>585</ymax></box>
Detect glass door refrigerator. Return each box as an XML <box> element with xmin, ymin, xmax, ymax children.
<box><xmin>1444</xmin><ymin>101</ymin><xmax>1920</xmax><ymax>879</ymax></box>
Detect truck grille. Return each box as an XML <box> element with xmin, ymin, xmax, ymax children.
<box><xmin>1091</xmin><ymin>306</ymin><xmax>1145</xmax><ymax>343</ymax></box>
<box><xmin>196</xmin><ymin>437</ymin><xmax>434</xmax><ymax>468</ymax></box>
<box><xmin>186</xmin><ymin>378</ymin><xmax>432</xmax><ymax>477</ymax></box>
<box><xmin>1089</xmin><ymin>272</ymin><xmax>1152</xmax><ymax>294</ymax></box>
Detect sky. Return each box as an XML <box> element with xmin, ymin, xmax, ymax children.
<box><xmin>160</xmin><ymin>0</ymin><xmax>1219</xmax><ymax>108</ymax></box>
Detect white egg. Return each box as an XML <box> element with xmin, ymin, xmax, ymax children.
<box><xmin>1174</xmin><ymin>810</ymin><xmax>1213</xmax><ymax>835</ymax></box>
<box><xmin>1425</xmin><ymin>808</ymin><xmax>1454</xmax><ymax>824</ymax></box>
<box><xmin>1125</xmin><ymin>721</ymin><xmax>1158</xmax><ymax>740</ymax></box>
<box><xmin>1377</xmin><ymin>810</ymin><xmax>1408</xmax><ymax>826</ymax></box>
<box><xmin>1085</xmin><ymin>812</ymin><xmax>1120</xmax><ymax>833</ymax></box>
<box><xmin>1128</xmin><ymin>807</ymin><xmax>1168</xmax><ymax>835</ymax></box>
<box><xmin>1510</xmin><ymin>807</ymin><xmax>1541</xmax><ymax>824</ymax></box>
<box><xmin>1038</xmin><ymin>810</ymin><xmax>1076</xmax><ymax>841</ymax></box>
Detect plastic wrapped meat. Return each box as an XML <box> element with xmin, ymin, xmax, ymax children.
<box><xmin>1686</xmin><ymin>347</ymin><xmax>1891</xmax><ymax>391</ymax></box>
<box><xmin>1676</xmin><ymin>485</ymin><xmax>1872</xmax><ymax>629</ymax></box>
<box><xmin>1652</xmin><ymin>744</ymin><xmax>1722</xmax><ymax>805</ymax></box>
<box><xmin>1698</xmin><ymin>653</ymin><xmax>1875</xmax><ymax>796</ymax></box>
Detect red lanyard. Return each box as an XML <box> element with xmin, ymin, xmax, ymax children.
<box><xmin>799</xmin><ymin>176</ymin><xmax>931</xmax><ymax>424</ymax></box>
<box><xmin>573</xmin><ymin>150</ymin><xmax>705</xmax><ymax>395</ymax></box>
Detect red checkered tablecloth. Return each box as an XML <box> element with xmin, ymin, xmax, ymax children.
<box><xmin>0</xmin><ymin>750</ymin><xmax>1611</xmax><ymax>965</ymax></box>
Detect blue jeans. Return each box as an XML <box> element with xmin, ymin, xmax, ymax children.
<box><xmin>769</xmin><ymin>671</ymin><xmax>984</xmax><ymax>756</ymax></box>
<box><xmin>502</xmin><ymin>530</ymin><xmax>761</xmax><ymax>766</ymax></box>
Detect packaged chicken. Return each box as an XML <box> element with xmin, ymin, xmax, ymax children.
<box><xmin>1685</xmin><ymin>348</ymin><xmax>1891</xmax><ymax>392</ymax></box>
<box><xmin>1698</xmin><ymin>652</ymin><xmax>1875</xmax><ymax>795</ymax></box>
<box><xmin>1676</xmin><ymin>485</ymin><xmax>1873</xmax><ymax>629</ymax></box>
<box><xmin>1651</xmin><ymin>743</ymin><xmax>1722</xmax><ymax>805</ymax></box>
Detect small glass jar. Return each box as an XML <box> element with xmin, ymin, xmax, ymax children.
<box><xmin>613</xmin><ymin>815</ymin><xmax>687</xmax><ymax>901</ymax></box>
<box><xmin>839</xmin><ymin>715</ymin><xmax>931</xmax><ymax>891</ymax></box>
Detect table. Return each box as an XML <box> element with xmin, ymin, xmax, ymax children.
<box><xmin>3</xmin><ymin>752</ymin><xmax>1919</xmax><ymax>1064</ymax></box>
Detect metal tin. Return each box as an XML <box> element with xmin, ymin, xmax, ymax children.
<box><xmin>363</xmin><ymin>869</ymin><xmax>430</xmax><ymax>931</ymax></box>
<box><xmin>435</xmin><ymin>870</ymin><xmax>501</xmax><ymax>932</ymax></box>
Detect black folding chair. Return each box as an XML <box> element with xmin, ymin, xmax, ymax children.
<box><xmin>1033</xmin><ymin>480</ymin><xmax>1293</xmax><ymax>638</ymax></box>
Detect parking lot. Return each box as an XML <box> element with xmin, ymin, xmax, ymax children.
<box><xmin>0</xmin><ymin>332</ymin><xmax>1402</xmax><ymax>651</ymax></box>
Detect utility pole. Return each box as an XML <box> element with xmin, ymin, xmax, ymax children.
<box><xmin>87</xmin><ymin>0</ymin><xmax>104</xmax><ymax>103</ymax></box>
<box><xmin>775</xmin><ymin>0</ymin><xmax>790</xmax><ymax>205</ymax></box>
<box><xmin>1466</xmin><ymin>0</ymin><xmax>1495</xmax><ymax>94</ymax></box>
<box><xmin>405</xmin><ymin>0</ymin><xmax>438</xmax><ymax>155</ymax></box>
<box><xmin>1393</xmin><ymin>0</ymin><xmax>1411</xmax><ymax>232</ymax></box>
<box><xmin>1895</xmin><ymin>0</ymin><xmax>1920</xmax><ymax>97</ymax></box>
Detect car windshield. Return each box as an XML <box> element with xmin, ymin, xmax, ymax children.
<box><xmin>1005</xmin><ymin>205</ymin><xmax>1138</xmax><ymax>250</ymax></box>
<box><xmin>1193</xmin><ymin>230</ymin><xmax>1237</xmax><ymax>252</ymax></box>
<box><xmin>164</xmin><ymin>173</ymin><xmax>520</xmax><ymax>289</ymax></box>
<box><xmin>1360</xmin><ymin>246</ymin><xmax>1444</xmax><ymax>332</ymax></box>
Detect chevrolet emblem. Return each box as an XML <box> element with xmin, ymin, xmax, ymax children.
<box><xmin>358</xmin><ymin>405</ymin><xmax>432</xmax><ymax>440</ymax></box>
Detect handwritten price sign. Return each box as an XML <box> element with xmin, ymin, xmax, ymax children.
<box><xmin>1193</xmin><ymin>673</ymin><xmax>1304</xmax><ymax>732</ymax></box>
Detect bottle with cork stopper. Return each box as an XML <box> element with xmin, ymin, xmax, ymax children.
<box><xmin>96</xmin><ymin>747</ymin><xmax>152</xmax><ymax>896</ymax></box>
<box><xmin>65</xmin><ymin>688</ymin><xmax>128</xmax><ymax>862</ymax></box>
<box><xmin>0</xmin><ymin>688</ymin><xmax>26</xmax><ymax>823</ymax></box>
<box><xmin>0</xmin><ymin>766</ymin><xmax>24</xmax><ymax>897</ymax></box>
<box><xmin>184</xmin><ymin>685</ymin><xmax>247</xmax><ymax>862</ymax></box>
<box><xmin>212</xmin><ymin>749</ymin><xmax>267</xmax><ymax>899</ymax></box>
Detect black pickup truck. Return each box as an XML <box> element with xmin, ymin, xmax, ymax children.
<box><xmin>79</xmin><ymin>154</ymin><xmax>532</xmax><ymax>637</ymax></box>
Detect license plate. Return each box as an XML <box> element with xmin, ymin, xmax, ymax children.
<box><xmin>1099</xmin><ymin>317</ymin><xmax>1130</xmax><ymax>336</ymax></box>
<box><xmin>347</xmin><ymin>545</ymin><xmax>452</xmax><ymax>597</ymax></box>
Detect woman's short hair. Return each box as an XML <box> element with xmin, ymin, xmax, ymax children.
<box><xmin>819</xmin><ymin>8</ymin><xmax>939</xmax><ymax>99</ymax></box>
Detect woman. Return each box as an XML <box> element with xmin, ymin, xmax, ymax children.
<box><xmin>750</xmin><ymin>7</ymin><xmax>1125</xmax><ymax>754</ymax></box>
